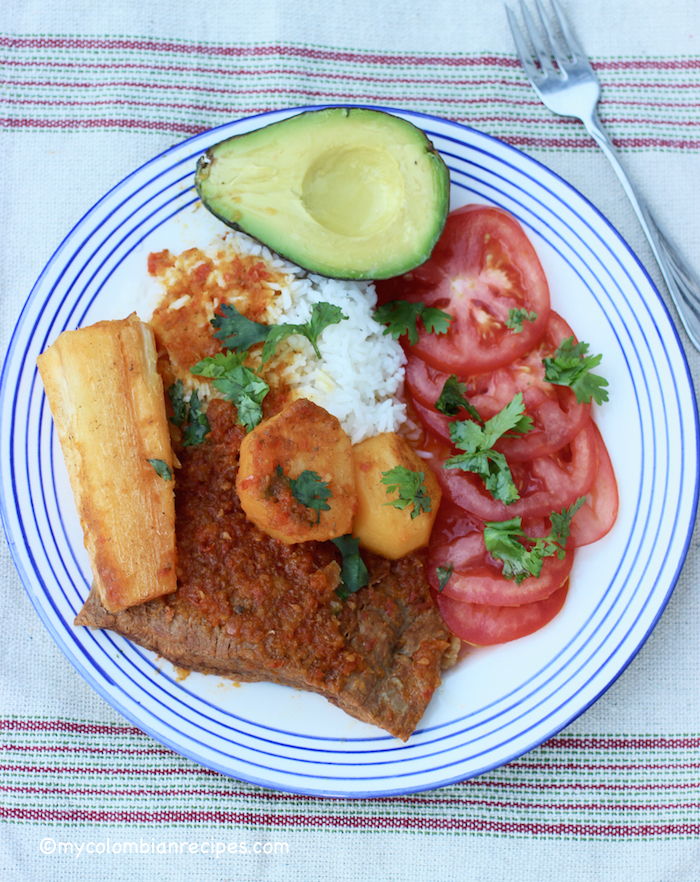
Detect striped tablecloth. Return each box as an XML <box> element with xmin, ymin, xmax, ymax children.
<box><xmin>1</xmin><ymin>1</ymin><xmax>699</xmax><ymax>880</ymax></box>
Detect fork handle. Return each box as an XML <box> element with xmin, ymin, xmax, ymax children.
<box><xmin>584</xmin><ymin>109</ymin><xmax>700</xmax><ymax>350</ymax></box>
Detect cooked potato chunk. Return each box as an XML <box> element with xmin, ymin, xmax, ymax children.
<box><xmin>352</xmin><ymin>432</ymin><xmax>441</xmax><ymax>559</ymax></box>
<box><xmin>236</xmin><ymin>398</ymin><xmax>357</xmax><ymax>544</ymax></box>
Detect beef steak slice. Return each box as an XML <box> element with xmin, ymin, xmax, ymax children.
<box><xmin>75</xmin><ymin>399</ymin><xmax>450</xmax><ymax>741</ymax></box>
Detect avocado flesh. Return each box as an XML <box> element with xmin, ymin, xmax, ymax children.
<box><xmin>195</xmin><ymin>108</ymin><xmax>450</xmax><ymax>280</ymax></box>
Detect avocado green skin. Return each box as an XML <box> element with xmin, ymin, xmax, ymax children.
<box><xmin>194</xmin><ymin>108</ymin><xmax>450</xmax><ymax>281</ymax></box>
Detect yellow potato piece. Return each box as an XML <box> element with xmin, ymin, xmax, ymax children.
<box><xmin>352</xmin><ymin>433</ymin><xmax>441</xmax><ymax>559</ymax></box>
<box><xmin>236</xmin><ymin>398</ymin><xmax>357</xmax><ymax>544</ymax></box>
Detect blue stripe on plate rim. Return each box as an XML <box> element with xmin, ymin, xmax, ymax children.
<box><xmin>0</xmin><ymin>107</ymin><xmax>698</xmax><ymax>796</ymax></box>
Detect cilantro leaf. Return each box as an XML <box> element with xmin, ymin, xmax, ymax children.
<box><xmin>373</xmin><ymin>300</ymin><xmax>453</xmax><ymax>346</ymax></box>
<box><xmin>212</xmin><ymin>301</ymin><xmax>347</xmax><ymax>364</ymax></box>
<box><xmin>277</xmin><ymin>466</ymin><xmax>332</xmax><ymax>523</ymax></box>
<box><xmin>484</xmin><ymin>497</ymin><xmax>586</xmax><ymax>585</ymax></box>
<box><xmin>212</xmin><ymin>303</ymin><xmax>270</xmax><ymax>351</ymax></box>
<box><xmin>435</xmin><ymin>375</ymin><xmax>483</xmax><ymax>423</ymax></box>
<box><xmin>482</xmin><ymin>395</ymin><xmax>534</xmax><ymax>443</ymax></box>
<box><xmin>444</xmin><ymin>393</ymin><xmax>533</xmax><ymax>505</ymax></box>
<box><xmin>436</xmin><ymin>563</ymin><xmax>454</xmax><ymax>593</ymax></box>
<box><xmin>331</xmin><ymin>534</ymin><xmax>369</xmax><ymax>599</ymax></box>
<box><xmin>147</xmin><ymin>458</ymin><xmax>173</xmax><ymax>481</ymax></box>
<box><xmin>380</xmin><ymin>465</ymin><xmax>432</xmax><ymax>519</ymax></box>
<box><xmin>483</xmin><ymin>518</ymin><xmax>548</xmax><ymax>584</ymax></box>
<box><xmin>167</xmin><ymin>379</ymin><xmax>188</xmax><ymax>428</ymax></box>
<box><xmin>304</xmin><ymin>302</ymin><xmax>349</xmax><ymax>357</ymax></box>
<box><xmin>505</xmin><ymin>308</ymin><xmax>538</xmax><ymax>333</ymax></box>
<box><xmin>190</xmin><ymin>351</ymin><xmax>269</xmax><ymax>432</ymax></box>
<box><xmin>168</xmin><ymin>382</ymin><xmax>211</xmax><ymax>446</ymax></box>
<box><xmin>549</xmin><ymin>496</ymin><xmax>586</xmax><ymax>548</ymax></box>
<box><xmin>543</xmin><ymin>337</ymin><xmax>609</xmax><ymax>405</ymax></box>
<box><xmin>181</xmin><ymin>389</ymin><xmax>211</xmax><ymax>446</ymax></box>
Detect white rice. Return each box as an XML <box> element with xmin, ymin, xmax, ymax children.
<box><xmin>195</xmin><ymin>231</ymin><xmax>408</xmax><ymax>445</ymax></box>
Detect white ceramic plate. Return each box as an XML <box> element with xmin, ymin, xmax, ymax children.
<box><xmin>1</xmin><ymin>106</ymin><xmax>697</xmax><ymax>797</ymax></box>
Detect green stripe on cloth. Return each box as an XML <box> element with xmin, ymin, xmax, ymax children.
<box><xmin>2</xmin><ymin>717</ymin><xmax>699</xmax><ymax>838</ymax></box>
<box><xmin>1</xmin><ymin>35</ymin><xmax>699</xmax><ymax>150</ymax></box>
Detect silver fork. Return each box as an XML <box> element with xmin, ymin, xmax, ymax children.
<box><xmin>507</xmin><ymin>0</ymin><xmax>700</xmax><ymax>352</ymax></box>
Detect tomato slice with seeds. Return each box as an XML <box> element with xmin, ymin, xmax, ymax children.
<box><xmin>433</xmin><ymin>582</ymin><xmax>569</xmax><ymax>646</ymax></box>
<box><xmin>375</xmin><ymin>205</ymin><xmax>550</xmax><ymax>374</ymax></box>
<box><xmin>405</xmin><ymin>312</ymin><xmax>591</xmax><ymax>463</ymax></box>
<box><xmin>427</xmin><ymin>529</ymin><xmax>574</xmax><ymax>606</ymax></box>
<box><xmin>436</xmin><ymin>420</ymin><xmax>599</xmax><ymax>521</ymax></box>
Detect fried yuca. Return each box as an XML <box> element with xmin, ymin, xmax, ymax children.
<box><xmin>37</xmin><ymin>313</ymin><xmax>177</xmax><ymax>613</ymax></box>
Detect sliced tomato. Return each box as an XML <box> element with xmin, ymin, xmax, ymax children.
<box><xmin>405</xmin><ymin>312</ymin><xmax>591</xmax><ymax>462</ymax></box>
<box><xmin>433</xmin><ymin>582</ymin><xmax>569</xmax><ymax>646</ymax></box>
<box><xmin>375</xmin><ymin>205</ymin><xmax>550</xmax><ymax>374</ymax></box>
<box><xmin>570</xmin><ymin>422</ymin><xmax>618</xmax><ymax>546</ymax></box>
<box><xmin>412</xmin><ymin>395</ymin><xmax>590</xmax><ymax>465</ymax></box>
<box><xmin>436</xmin><ymin>421</ymin><xmax>599</xmax><ymax>520</ymax></box>
<box><xmin>427</xmin><ymin>529</ymin><xmax>574</xmax><ymax>606</ymax></box>
<box><xmin>428</xmin><ymin>498</ymin><xmax>486</xmax><ymax>547</ymax></box>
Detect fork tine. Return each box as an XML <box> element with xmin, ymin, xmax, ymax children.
<box><xmin>533</xmin><ymin>0</ymin><xmax>568</xmax><ymax>67</ymax></box>
<box><xmin>550</xmin><ymin>0</ymin><xmax>587</xmax><ymax>62</ymax></box>
<box><xmin>519</xmin><ymin>0</ymin><xmax>558</xmax><ymax>76</ymax></box>
<box><xmin>505</xmin><ymin>5</ymin><xmax>541</xmax><ymax>81</ymax></box>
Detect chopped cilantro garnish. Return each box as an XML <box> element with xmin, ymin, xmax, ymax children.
<box><xmin>505</xmin><ymin>307</ymin><xmax>538</xmax><ymax>333</ymax></box>
<box><xmin>436</xmin><ymin>563</ymin><xmax>454</xmax><ymax>593</ymax></box>
<box><xmin>147</xmin><ymin>458</ymin><xmax>173</xmax><ymax>481</ymax></box>
<box><xmin>332</xmin><ymin>534</ymin><xmax>369</xmax><ymax>599</ymax></box>
<box><xmin>212</xmin><ymin>306</ymin><xmax>269</xmax><ymax>352</ymax></box>
<box><xmin>445</xmin><ymin>393</ymin><xmax>533</xmax><ymax>505</ymax></box>
<box><xmin>181</xmin><ymin>390</ymin><xmax>210</xmax><ymax>446</ymax></box>
<box><xmin>277</xmin><ymin>465</ymin><xmax>331</xmax><ymax>524</ymax></box>
<box><xmin>435</xmin><ymin>374</ymin><xmax>483</xmax><ymax>423</ymax></box>
<box><xmin>543</xmin><ymin>336</ymin><xmax>609</xmax><ymax>405</ymax></box>
<box><xmin>212</xmin><ymin>301</ymin><xmax>347</xmax><ymax>364</ymax></box>
<box><xmin>167</xmin><ymin>379</ymin><xmax>189</xmax><ymax>428</ymax></box>
<box><xmin>484</xmin><ymin>497</ymin><xmax>585</xmax><ymax>584</ymax></box>
<box><xmin>190</xmin><ymin>351</ymin><xmax>269</xmax><ymax>432</ymax></box>
<box><xmin>380</xmin><ymin>465</ymin><xmax>432</xmax><ymax>519</ymax></box>
<box><xmin>168</xmin><ymin>381</ymin><xmax>211</xmax><ymax>447</ymax></box>
<box><xmin>373</xmin><ymin>299</ymin><xmax>453</xmax><ymax>346</ymax></box>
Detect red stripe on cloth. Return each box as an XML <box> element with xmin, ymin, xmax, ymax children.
<box><xmin>2</xmin><ymin>785</ymin><xmax>698</xmax><ymax>814</ymax></box>
<box><xmin>4</xmin><ymin>74</ymin><xmax>699</xmax><ymax>99</ymax></box>
<box><xmin>0</xmin><ymin>77</ymin><xmax>531</xmax><ymax>96</ymax></box>
<box><xmin>1</xmin><ymin>805</ymin><xmax>699</xmax><ymax>835</ymax></box>
<box><xmin>547</xmin><ymin>736</ymin><xmax>700</xmax><ymax>750</ymax></box>
<box><xmin>4</xmin><ymin>99</ymin><xmax>698</xmax><ymax>132</ymax></box>
<box><xmin>0</xmin><ymin>117</ymin><xmax>208</xmax><ymax>134</ymax></box>
<box><xmin>1</xmin><ymin>37</ymin><xmax>699</xmax><ymax>71</ymax></box>
<box><xmin>500</xmin><ymin>134</ymin><xmax>700</xmax><ymax>149</ymax></box>
<box><xmin>0</xmin><ymin>38</ymin><xmax>517</xmax><ymax>67</ymax></box>
<box><xmin>5</xmin><ymin>720</ymin><xmax>700</xmax><ymax>749</ymax></box>
<box><xmin>2</xmin><ymin>118</ymin><xmax>698</xmax><ymax>149</ymax></box>
<box><xmin>0</xmin><ymin>764</ymin><xmax>218</xmax><ymax>777</ymax></box>
<box><xmin>1</xmin><ymin>744</ymin><xmax>172</xmax><ymax>757</ymax></box>
<box><xmin>0</xmin><ymin>719</ymin><xmax>142</xmax><ymax>736</ymax></box>
<box><xmin>3</xmin><ymin>765</ymin><xmax>698</xmax><ymax>792</ymax></box>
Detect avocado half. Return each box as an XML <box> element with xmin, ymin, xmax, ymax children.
<box><xmin>194</xmin><ymin>108</ymin><xmax>450</xmax><ymax>280</ymax></box>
